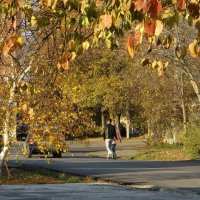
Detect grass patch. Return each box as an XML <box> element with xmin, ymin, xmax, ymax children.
<box><xmin>0</xmin><ymin>166</ymin><xmax>99</xmax><ymax>185</ymax></box>
<box><xmin>130</xmin><ymin>143</ymin><xmax>189</xmax><ymax>161</ymax></box>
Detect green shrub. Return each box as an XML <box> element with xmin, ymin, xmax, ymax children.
<box><xmin>153</xmin><ymin>143</ymin><xmax>183</xmax><ymax>150</ymax></box>
<box><xmin>184</xmin><ymin>121</ymin><xmax>200</xmax><ymax>159</ymax></box>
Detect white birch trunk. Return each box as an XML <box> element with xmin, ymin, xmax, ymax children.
<box><xmin>180</xmin><ymin>74</ymin><xmax>187</xmax><ymax>136</ymax></box>
<box><xmin>126</xmin><ymin>112</ymin><xmax>130</xmax><ymax>139</ymax></box>
<box><xmin>0</xmin><ymin>83</ymin><xmax>15</xmax><ymax>175</ymax></box>
<box><xmin>189</xmin><ymin>77</ymin><xmax>200</xmax><ymax>103</ymax></box>
<box><xmin>0</xmin><ymin>61</ymin><xmax>32</xmax><ymax>175</ymax></box>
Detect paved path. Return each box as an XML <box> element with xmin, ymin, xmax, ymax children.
<box><xmin>1</xmin><ymin>184</ymin><xmax>200</xmax><ymax>200</ymax></box>
<box><xmin>67</xmin><ymin>137</ymin><xmax>146</xmax><ymax>160</ymax></box>
<box><xmin>10</xmin><ymin>157</ymin><xmax>200</xmax><ymax>192</ymax></box>
<box><xmin>8</xmin><ymin>138</ymin><xmax>200</xmax><ymax>195</ymax></box>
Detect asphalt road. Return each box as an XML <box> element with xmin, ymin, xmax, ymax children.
<box><xmin>1</xmin><ymin>184</ymin><xmax>200</xmax><ymax>200</ymax></box>
<box><xmin>8</xmin><ymin>138</ymin><xmax>200</xmax><ymax>194</ymax></box>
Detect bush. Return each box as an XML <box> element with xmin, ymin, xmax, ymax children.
<box><xmin>184</xmin><ymin>121</ymin><xmax>200</xmax><ymax>159</ymax></box>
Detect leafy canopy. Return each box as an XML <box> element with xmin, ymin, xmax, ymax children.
<box><xmin>0</xmin><ymin>0</ymin><xmax>199</xmax><ymax>65</ymax></box>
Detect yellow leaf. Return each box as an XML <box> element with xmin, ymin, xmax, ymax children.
<box><xmin>69</xmin><ymin>52</ymin><xmax>76</xmax><ymax>61</ymax></box>
<box><xmin>189</xmin><ymin>40</ymin><xmax>198</xmax><ymax>58</ymax></box>
<box><xmin>29</xmin><ymin>108</ymin><xmax>34</xmax><ymax>119</ymax></box>
<box><xmin>52</xmin><ymin>0</ymin><xmax>58</xmax><ymax>9</ymax></box>
<box><xmin>31</xmin><ymin>16</ymin><xmax>37</xmax><ymax>27</ymax></box>
<box><xmin>157</xmin><ymin>61</ymin><xmax>163</xmax><ymax>68</ymax></box>
<box><xmin>157</xmin><ymin>61</ymin><xmax>167</xmax><ymax>76</ymax></box>
<box><xmin>111</xmin><ymin>0</ymin><xmax>116</xmax><ymax>6</ymax></box>
<box><xmin>18</xmin><ymin>0</ymin><xmax>24</xmax><ymax>8</ymax></box>
<box><xmin>16</xmin><ymin>37</ymin><xmax>23</xmax><ymax>47</ymax></box>
<box><xmin>47</xmin><ymin>0</ymin><xmax>52</xmax><ymax>7</ymax></box>
<box><xmin>158</xmin><ymin>66</ymin><xmax>164</xmax><ymax>76</ymax></box>
<box><xmin>155</xmin><ymin>20</ymin><xmax>164</xmax><ymax>37</ymax></box>
<box><xmin>82</xmin><ymin>41</ymin><xmax>90</xmax><ymax>50</ymax></box>
<box><xmin>152</xmin><ymin>60</ymin><xmax>158</xmax><ymax>69</ymax></box>
<box><xmin>164</xmin><ymin>61</ymin><xmax>169</xmax><ymax>68</ymax></box>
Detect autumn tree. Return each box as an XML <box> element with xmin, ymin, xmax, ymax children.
<box><xmin>0</xmin><ymin>0</ymin><xmax>199</xmax><ymax>173</ymax></box>
<box><xmin>0</xmin><ymin>0</ymin><xmax>99</xmax><ymax>173</ymax></box>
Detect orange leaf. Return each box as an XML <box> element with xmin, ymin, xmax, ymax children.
<box><xmin>22</xmin><ymin>104</ymin><xmax>28</xmax><ymax>111</ymax></box>
<box><xmin>57</xmin><ymin>52</ymin><xmax>76</xmax><ymax>70</ymax></box>
<box><xmin>148</xmin><ymin>0</ymin><xmax>162</xmax><ymax>18</ymax></box>
<box><xmin>134</xmin><ymin>0</ymin><xmax>145</xmax><ymax>11</ymax></box>
<box><xmin>2</xmin><ymin>36</ymin><xmax>15</xmax><ymax>56</ymax></box>
<box><xmin>12</xmin><ymin>16</ymin><xmax>16</xmax><ymax>30</ymax></box>
<box><xmin>126</xmin><ymin>35</ymin><xmax>135</xmax><ymax>58</ymax></box>
<box><xmin>58</xmin><ymin>59</ymin><xmax>69</xmax><ymax>70</ymax></box>
<box><xmin>176</xmin><ymin>0</ymin><xmax>186</xmax><ymax>12</ymax></box>
<box><xmin>134</xmin><ymin>30</ymin><xmax>141</xmax><ymax>47</ymax></box>
<box><xmin>144</xmin><ymin>19</ymin><xmax>156</xmax><ymax>37</ymax></box>
<box><xmin>96</xmin><ymin>0</ymin><xmax>104</xmax><ymax>7</ymax></box>
<box><xmin>134</xmin><ymin>24</ymin><xmax>142</xmax><ymax>47</ymax></box>
<box><xmin>134</xmin><ymin>25</ymin><xmax>142</xmax><ymax>48</ymax></box>
<box><xmin>134</xmin><ymin>0</ymin><xmax>149</xmax><ymax>12</ymax></box>
<box><xmin>21</xmin><ymin>80</ymin><xmax>26</xmax><ymax>87</ymax></box>
<box><xmin>101</xmin><ymin>14</ymin><xmax>112</xmax><ymax>29</ymax></box>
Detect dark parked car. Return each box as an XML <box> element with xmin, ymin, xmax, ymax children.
<box><xmin>25</xmin><ymin>133</ymin><xmax>66</xmax><ymax>158</ymax></box>
<box><xmin>16</xmin><ymin>124</ymin><xmax>29</xmax><ymax>141</ymax></box>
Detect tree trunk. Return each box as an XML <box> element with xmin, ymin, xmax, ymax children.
<box><xmin>101</xmin><ymin>110</ymin><xmax>105</xmax><ymax>134</ymax></box>
<box><xmin>116</xmin><ymin>114</ymin><xmax>121</xmax><ymax>128</ymax></box>
<box><xmin>0</xmin><ymin>61</ymin><xmax>32</xmax><ymax>175</ymax></box>
<box><xmin>126</xmin><ymin>112</ymin><xmax>130</xmax><ymax>139</ymax></box>
<box><xmin>0</xmin><ymin>126</ymin><xmax>10</xmax><ymax>175</ymax></box>
<box><xmin>184</xmin><ymin>66</ymin><xmax>200</xmax><ymax>103</ymax></box>
<box><xmin>181</xmin><ymin>101</ymin><xmax>187</xmax><ymax>135</ymax></box>
<box><xmin>0</xmin><ymin>84</ymin><xmax>15</xmax><ymax>175</ymax></box>
<box><xmin>180</xmin><ymin>73</ymin><xmax>187</xmax><ymax>136</ymax></box>
<box><xmin>189</xmin><ymin>78</ymin><xmax>200</xmax><ymax>103</ymax></box>
<box><xmin>147</xmin><ymin>120</ymin><xmax>154</xmax><ymax>145</ymax></box>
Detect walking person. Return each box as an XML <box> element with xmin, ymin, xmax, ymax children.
<box><xmin>103</xmin><ymin>118</ymin><xmax>117</xmax><ymax>160</ymax></box>
<box><xmin>111</xmin><ymin>123</ymin><xmax>122</xmax><ymax>159</ymax></box>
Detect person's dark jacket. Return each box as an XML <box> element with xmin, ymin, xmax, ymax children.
<box><xmin>103</xmin><ymin>124</ymin><xmax>117</xmax><ymax>140</ymax></box>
